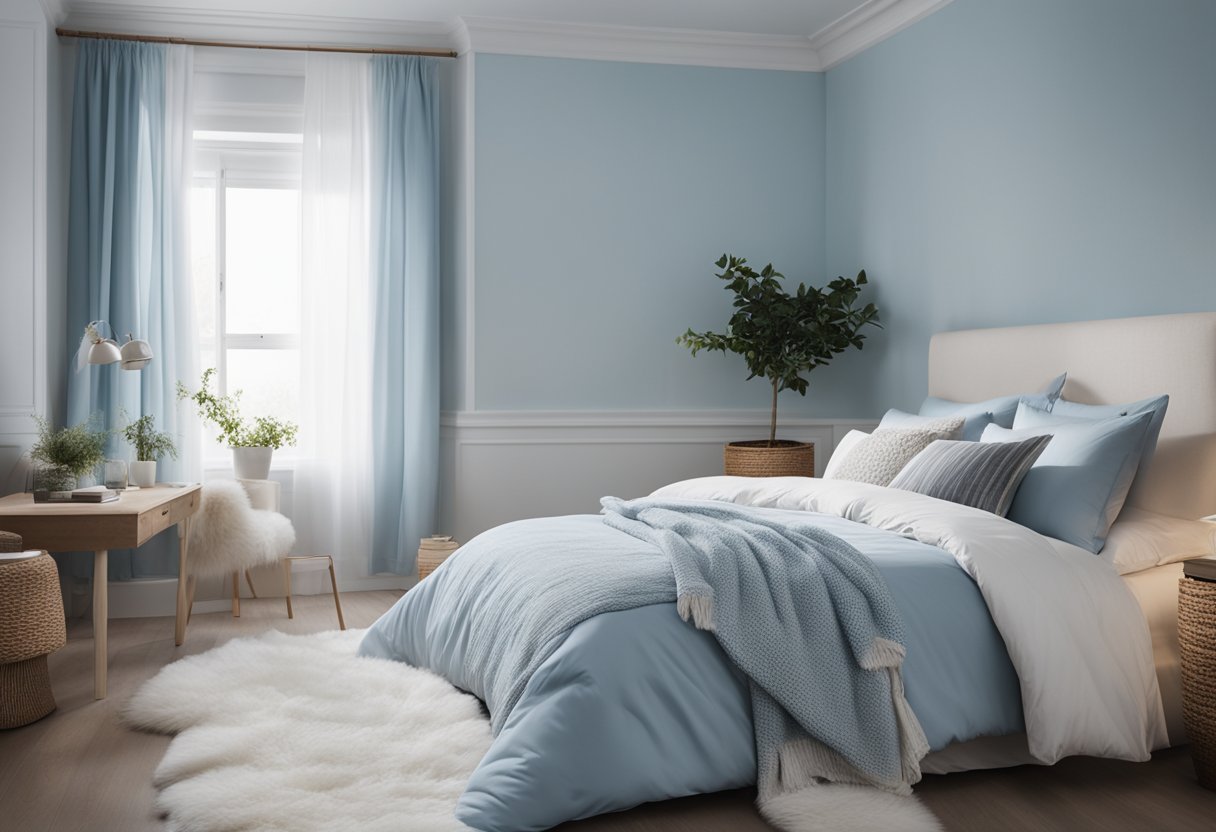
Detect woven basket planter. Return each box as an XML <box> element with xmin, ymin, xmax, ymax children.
<box><xmin>723</xmin><ymin>440</ymin><xmax>814</xmax><ymax>478</ymax></box>
<box><xmin>1179</xmin><ymin>576</ymin><xmax>1216</xmax><ymax>790</ymax></box>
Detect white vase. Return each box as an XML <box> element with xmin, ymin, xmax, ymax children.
<box><xmin>232</xmin><ymin>446</ymin><xmax>273</xmax><ymax>480</ymax></box>
<box><xmin>130</xmin><ymin>460</ymin><xmax>157</xmax><ymax>488</ymax></box>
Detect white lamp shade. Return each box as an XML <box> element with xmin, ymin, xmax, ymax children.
<box><xmin>87</xmin><ymin>338</ymin><xmax>122</xmax><ymax>365</ymax></box>
<box><xmin>120</xmin><ymin>338</ymin><xmax>153</xmax><ymax>370</ymax></box>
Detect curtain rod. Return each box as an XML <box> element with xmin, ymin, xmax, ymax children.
<box><xmin>55</xmin><ymin>28</ymin><xmax>458</xmax><ymax>58</ymax></box>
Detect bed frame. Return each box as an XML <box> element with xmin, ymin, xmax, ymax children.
<box><xmin>922</xmin><ymin>311</ymin><xmax>1216</xmax><ymax>767</ymax></box>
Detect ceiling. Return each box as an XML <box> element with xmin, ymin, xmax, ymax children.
<box><xmin>57</xmin><ymin>0</ymin><xmax>877</xmax><ymax>39</ymax></box>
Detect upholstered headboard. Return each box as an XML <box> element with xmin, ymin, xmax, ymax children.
<box><xmin>928</xmin><ymin>312</ymin><xmax>1216</xmax><ymax>520</ymax></box>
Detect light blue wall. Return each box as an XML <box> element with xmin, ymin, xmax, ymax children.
<box><xmin>825</xmin><ymin>0</ymin><xmax>1216</xmax><ymax>414</ymax></box>
<box><xmin>472</xmin><ymin>54</ymin><xmax>839</xmax><ymax>412</ymax></box>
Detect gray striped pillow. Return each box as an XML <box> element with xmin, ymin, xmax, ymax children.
<box><xmin>889</xmin><ymin>436</ymin><xmax>1052</xmax><ymax>516</ymax></box>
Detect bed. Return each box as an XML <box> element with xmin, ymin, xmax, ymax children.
<box><xmin>360</xmin><ymin>311</ymin><xmax>1216</xmax><ymax>831</ymax></box>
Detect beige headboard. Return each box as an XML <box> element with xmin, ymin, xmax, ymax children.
<box><xmin>928</xmin><ymin>312</ymin><xmax>1216</xmax><ymax>520</ymax></box>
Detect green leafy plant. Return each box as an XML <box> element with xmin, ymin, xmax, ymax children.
<box><xmin>30</xmin><ymin>416</ymin><xmax>109</xmax><ymax>479</ymax></box>
<box><xmin>242</xmin><ymin>416</ymin><xmax>298</xmax><ymax>449</ymax></box>
<box><xmin>122</xmin><ymin>414</ymin><xmax>179</xmax><ymax>462</ymax></box>
<box><xmin>678</xmin><ymin>254</ymin><xmax>880</xmax><ymax>446</ymax></box>
<box><xmin>177</xmin><ymin>368</ymin><xmax>299</xmax><ymax>449</ymax></box>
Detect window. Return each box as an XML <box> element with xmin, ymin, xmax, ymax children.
<box><xmin>190</xmin><ymin>132</ymin><xmax>302</xmax><ymax>462</ymax></box>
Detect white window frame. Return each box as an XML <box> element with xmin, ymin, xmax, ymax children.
<box><xmin>192</xmin><ymin>136</ymin><xmax>303</xmax><ymax>460</ymax></box>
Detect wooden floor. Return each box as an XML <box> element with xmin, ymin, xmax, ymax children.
<box><xmin>1</xmin><ymin>590</ymin><xmax>1213</xmax><ymax>832</ymax></box>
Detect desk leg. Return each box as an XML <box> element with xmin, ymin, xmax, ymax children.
<box><xmin>176</xmin><ymin>516</ymin><xmax>193</xmax><ymax>647</ymax></box>
<box><xmin>93</xmin><ymin>549</ymin><xmax>108</xmax><ymax>700</ymax></box>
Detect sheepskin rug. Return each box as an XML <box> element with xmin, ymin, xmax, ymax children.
<box><xmin>123</xmin><ymin>629</ymin><xmax>492</xmax><ymax>832</ymax></box>
<box><xmin>761</xmin><ymin>785</ymin><xmax>942</xmax><ymax>832</ymax></box>
<box><xmin>187</xmin><ymin>480</ymin><xmax>296</xmax><ymax>580</ymax></box>
<box><xmin>126</xmin><ymin>629</ymin><xmax>942</xmax><ymax>832</ymax></box>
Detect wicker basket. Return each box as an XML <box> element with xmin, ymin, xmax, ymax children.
<box><xmin>723</xmin><ymin>440</ymin><xmax>814</xmax><ymax>478</ymax></box>
<box><xmin>1179</xmin><ymin>576</ymin><xmax>1216</xmax><ymax>790</ymax></box>
<box><xmin>417</xmin><ymin>536</ymin><xmax>460</xmax><ymax>581</ymax></box>
<box><xmin>0</xmin><ymin>545</ymin><xmax>66</xmax><ymax>729</ymax></box>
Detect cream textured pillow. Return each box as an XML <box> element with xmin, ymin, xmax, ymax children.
<box><xmin>822</xmin><ymin>430</ymin><xmax>869</xmax><ymax>479</ymax></box>
<box><xmin>827</xmin><ymin>421</ymin><xmax>964</xmax><ymax>487</ymax></box>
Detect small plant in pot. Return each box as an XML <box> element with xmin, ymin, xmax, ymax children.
<box><xmin>122</xmin><ymin>414</ymin><xmax>178</xmax><ymax>487</ymax></box>
<box><xmin>177</xmin><ymin>368</ymin><xmax>298</xmax><ymax>480</ymax></box>
<box><xmin>29</xmin><ymin>416</ymin><xmax>109</xmax><ymax>497</ymax></box>
<box><xmin>678</xmin><ymin>254</ymin><xmax>880</xmax><ymax>477</ymax></box>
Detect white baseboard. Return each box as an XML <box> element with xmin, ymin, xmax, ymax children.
<box><xmin>102</xmin><ymin>574</ymin><xmax>412</xmax><ymax>620</ymax></box>
<box><xmin>440</xmin><ymin>410</ymin><xmax>877</xmax><ymax>546</ymax></box>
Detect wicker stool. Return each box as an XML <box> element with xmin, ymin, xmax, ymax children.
<box><xmin>1179</xmin><ymin>576</ymin><xmax>1216</xmax><ymax>790</ymax></box>
<box><xmin>0</xmin><ymin>534</ymin><xmax>66</xmax><ymax>729</ymax></box>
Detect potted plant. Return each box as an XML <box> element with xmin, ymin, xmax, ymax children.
<box><xmin>122</xmin><ymin>414</ymin><xmax>178</xmax><ymax>487</ymax></box>
<box><xmin>29</xmin><ymin>416</ymin><xmax>109</xmax><ymax>497</ymax></box>
<box><xmin>177</xmin><ymin>368</ymin><xmax>299</xmax><ymax>480</ymax></box>
<box><xmin>678</xmin><ymin>254</ymin><xmax>880</xmax><ymax>477</ymax></box>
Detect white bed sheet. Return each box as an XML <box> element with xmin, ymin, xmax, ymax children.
<box><xmin>921</xmin><ymin>559</ymin><xmax>1185</xmax><ymax>775</ymax></box>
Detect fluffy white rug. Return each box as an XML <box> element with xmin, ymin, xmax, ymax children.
<box><xmin>126</xmin><ymin>629</ymin><xmax>941</xmax><ymax>832</ymax></box>
<box><xmin>761</xmin><ymin>786</ymin><xmax>942</xmax><ymax>832</ymax></box>
<box><xmin>123</xmin><ymin>630</ymin><xmax>492</xmax><ymax>831</ymax></box>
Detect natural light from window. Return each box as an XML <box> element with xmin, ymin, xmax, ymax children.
<box><xmin>190</xmin><ymin>134</ymin><xmax>302</xmax><ymax>465</ymax></box>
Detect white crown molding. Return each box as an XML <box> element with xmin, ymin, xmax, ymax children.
<box><xmin>54</xmin><ymin>0</ymin><xmax>954</xmax><ymax>73</ymax></box>
<box><xmin>808</xmin><ymin>0</ymin><xmax>955</xmax><ymax>70</ymax></box>
<box><xmin>459</xmin><ymin>16</ymin><xmax>820</xmax><ymax>72</ymax></box>
<box><xmin>60</xmin><ymin>2</ymin><xmax>458</xmax><ymax>50</ymax></box>
<box><xmin>38</xmin><ymin>0</ymin><xmax>66</xmax><ymax>25</ymax></box>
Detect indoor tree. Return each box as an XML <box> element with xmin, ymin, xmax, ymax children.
<box><xmin>678</xmin><ymin>254</ymin><xmax>880</xmax><ymax>447</ymax></box>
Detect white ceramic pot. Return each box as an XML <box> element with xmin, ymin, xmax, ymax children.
<box><xmin>232</xmin><ymin>446</ymin><xmax>273</xmax><ymax>480</ymax></box>
<box><xmin>130</xmin><ymin>460</ymin><xmax>157</xmax><ymax>488</ymax></box>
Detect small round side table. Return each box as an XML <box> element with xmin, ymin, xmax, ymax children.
<box><xmin>0</xmin><ymin>532</ymin><xmax>67</xmax><ymax>729</ymax></box>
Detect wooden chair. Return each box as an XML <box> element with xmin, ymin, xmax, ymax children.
<box><xmin>237</xmin><ymin>480</ymin><xmax>345</xmax><ymax>631</ymax></box>
<box><xmin>188</xmin><ymin>480</ymin><xmax>293</xmax><ymax>624</ymax></box>
<box><xmin>282</xmin><ymin>555</ymin><xmax>345</xmax><ymax>630</ymax></box>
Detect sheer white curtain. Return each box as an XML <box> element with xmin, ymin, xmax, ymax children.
<box><xmin>293</xmin><ymin>54</ymin><xmax>375</xmax><ymax>584</ymax></box>
<box><xmin>161</xmin><ymin>44</ymin><xmax>201</xmax><ymax>489</ymax></box>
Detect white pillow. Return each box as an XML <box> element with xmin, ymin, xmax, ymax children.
<box><xmin>823</xmin><ymin>430</ymin><xmax>868</xmax><ymax>479</ymax></box>
<box><xmin>1100</xmin><ymin>507</ymin><xmax>1216</xmax><ymax>575</ymax></box>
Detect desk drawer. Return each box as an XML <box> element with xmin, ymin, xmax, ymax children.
<box><xmin>137</xmin><ymin>489</ymin><xmax>200</xmax><ymax>544</ymax></box>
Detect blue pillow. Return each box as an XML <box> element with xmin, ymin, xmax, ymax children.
<box><xmin>919</xmin><ymin>373</ymin><xmax>1067</xmax><ymax>435</ymax></box>
<box><xmin>1032</xmin><ymin>395</ymin><xmax>1170</xmax><ymax>499</ymax></box>
<box><xmin>879</xmin><ymin>408</ymin><xmax>989</xmax><ymax>441</ymax></box>
<box><xmin>980</xmin><ymin>411</ymin><xmax>1153</xmax><ymax>553</ymax></box>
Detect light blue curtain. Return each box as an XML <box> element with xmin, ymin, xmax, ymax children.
<box><xmin>369</xmin><ymin>56</ymin><xmax>440</xmax><ymax>575</ymax></box>
<box><xmin>66</xmin><ymin>39</ymin><xmax>195</xmax><ymax>579</ymax></box>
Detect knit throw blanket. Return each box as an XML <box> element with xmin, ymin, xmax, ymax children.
<box><xmin>600</xmin><ymin>498</ymin><xmax>928</xmax><ymax>798</ymax></box>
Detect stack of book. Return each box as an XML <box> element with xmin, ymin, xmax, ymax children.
<box><xmin>1184</xmin><ymin>556</ymin><xmax>1216</xmax><ymax>583</ymax></box>
<box><xmin>33</xmin><ymin>485</ymin><xmax>121</xmax><ymax>504</ymax></box>
<box><xmin>417</xmin><ymin>535</ymin><xmax>460</xmax><ymax>580</ymax></box>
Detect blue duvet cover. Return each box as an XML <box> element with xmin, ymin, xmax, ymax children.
<box><xmin>359</xmin><ymin>508</ymin><xmax>1023</xmax><ymax>831</ymax></box>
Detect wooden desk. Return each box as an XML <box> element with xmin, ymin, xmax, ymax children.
<box><xmin>0</xmin><ymin>485</ymin><xmax>201</xmax><ymax>699</ymax></box>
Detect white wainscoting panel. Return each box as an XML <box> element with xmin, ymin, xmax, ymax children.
<box><xmin>0</xmin><ymin>9</ymin><xmax>48</xmax><ymax>496</ymax></box>
<box><xmin>440</xmin><ymin>411</ymin><xmax>878</xmax><ymax>544</ymax></box>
